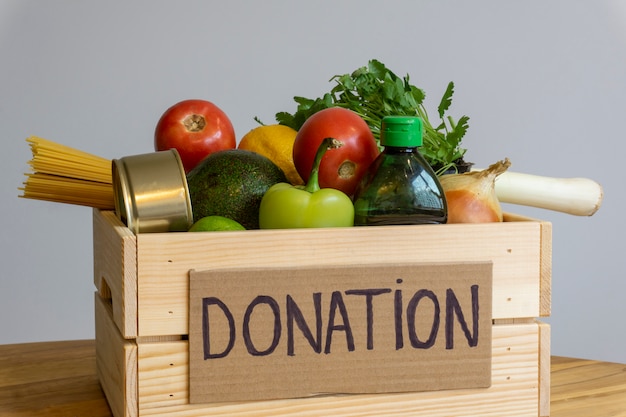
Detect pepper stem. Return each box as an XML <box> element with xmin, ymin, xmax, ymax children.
<box><xmin>303</xmin><ymin>137</ymin><xmax>343</xmax><ymax>193</ymax></box>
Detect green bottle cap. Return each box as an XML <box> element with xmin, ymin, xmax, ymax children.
<box><xmin>380</xmin><ymin>116</ymin><xmax>423</xmax><ymax>147</ymax></box>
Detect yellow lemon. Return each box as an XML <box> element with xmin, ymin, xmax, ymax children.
<box><xmin>238</xmin><ymin>124</ymin><xmax>304</xmax><ymax>186</ymax></box>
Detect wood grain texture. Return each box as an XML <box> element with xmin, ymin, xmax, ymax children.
<box><xmin>89</xmin><ymin>210</ymin><xmax>550</xmax><ymax>337</ymax></box>
<box><xmin>136</xmin><ymin>218</ymin><xmax>544</xmax><ymax>336</ymax></box>
<box><xmin>500</xmin><ymin>213</ymin><xmax>552</xmax><ymax>318</ymax></box>
<box><xmin>551</xmin><ymin>356</ymin><xmax>626</xmax><ymax>416</ymax></box>
<box><xmin>0</xmin><ymin>340</ymin><xmax>112</xmax><ymax>417</ymax></box>
<box><xmin>93</xmin><ymin>209</ymin><xmax>137</xmax><ymax>338</ymax></box>
<box><xmin>539</xmin><ymin>221</ymin><xmax>552</xmax><ymax>317</ymax></box>
<box><xmin>538</xmin><ymin>321</ymin><xmax>551</xmax><ymax>416</ymax></box>
<box><xmin>136</xmin><ymin>323</ymin><xmax>544</xmax><ymax>416</ymax></box>
<box><xmin>1</xmin><ymin>340</ymin><xmax>623</xmax><ymax>417</ymax></box>
<box><xmin>95</xmin><ymin>291</ymin><xmax>547</xmax><ymax>417</ymax></box>
<box><xmin>89</xmin><ymin>209</ymin><xmax>554</xmax><ymax>415</ymax></box>
<box><xmin>95</xmin><ymin>293</ymin><xmax>138</xmax><ymax>417</ymax></box>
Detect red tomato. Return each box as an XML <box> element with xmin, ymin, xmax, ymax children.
<box><xmin>154</xmin><ymin>99</ymin><xmax>236</xmax><ymax>173</ymax></box>
<box><xmin>293</xmin><ymin>107</ymin><xmax>380</xmax><ymax>196</ymax></box>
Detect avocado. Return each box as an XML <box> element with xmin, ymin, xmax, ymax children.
<box><xmin>186</xmin><ymin>149</ymin><xmax>287</xmax><ymax>230</ymax></box>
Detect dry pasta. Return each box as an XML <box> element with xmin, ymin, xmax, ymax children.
<box><xmin>19</xmin><ymin>136</ymin><xmax>115</xmax><ymax>209</ymax></box>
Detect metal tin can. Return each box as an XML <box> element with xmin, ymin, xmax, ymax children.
<box><xmin>112</xmin><ymin>149</ymin><xmax>193</xmax><ymax>234</ymax></box>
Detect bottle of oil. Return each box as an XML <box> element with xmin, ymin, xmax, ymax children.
<box><xmin>353</xmin><ymin>116</ymin><xmax>447</xmax><ymax>225</ymax></box>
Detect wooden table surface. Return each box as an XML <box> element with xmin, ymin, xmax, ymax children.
<box><xmin>0</xmin><ymin>339</ymin><xmax>624</xmax><ymax>416</ymax></box>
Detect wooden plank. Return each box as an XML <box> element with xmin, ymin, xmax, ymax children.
<box><xmin>539</xmin><ymin>222</ymin><xmax>552</xmax><ymax>317</ymax></box>
<box><xmin>93</xmin><ymin>209</ymin><xmax>138</xmax><ymax>338</ymax></box>
<box><xmin>134</xmin><ymin>219</ymin><xmax>545</xmax><ymax>336</ymax></box>
<box><xmin>503</xmin><ymin>213</ymin><xmax>552</xmax><ymax>318</ymax></box>
<box><xmin>95</xmin><ymin>293</ymin><xmax>138</xmax><ymax>417</ymax></box>
<box><xmin>539</xmin><ymin>321</ymin><xmax>551</xmax><ymax>417</ymax></box>
<box><xmin>137</xmin><ymin>341</ymin><xmax>188</xmax><ymax>410</ymax></box>
<box><xmin>135</xmin><ymin>322</ymin><xmax>544</xmax><ymax>416</ymax></box>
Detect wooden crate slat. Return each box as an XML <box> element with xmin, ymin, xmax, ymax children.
<box><xmin>135</xmin><ymin>218</ymin><xmax>545</xmax><ymax>336</ymax></box>
<box><xmin>539</xmin><ymin>321</ymin><xmax>551</xmax><ymax>416</ymax></box>
<box><xmin>94</xmin><ymin>209</ymin><xmax>138</xmax><ymax>338</ymax></box>
<box><xmin>131</xmin><ymin>322</ymin><xmax>545</xmax><ymax>416</ymax></box>
<box><xmin>540</xmin><ymin>222</ymin><xmax>552</xmax><ymax>317</ymax></box>
<box><xmin>95</xmin><ymin>293</ymin><xmax>138</xmax><ymax>417</ymax></box>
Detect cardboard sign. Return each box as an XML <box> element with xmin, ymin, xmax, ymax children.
<box><xmin>189</xmin><ymin>261</ymin><xmax>492</xmax><ymax>403</ymax></box>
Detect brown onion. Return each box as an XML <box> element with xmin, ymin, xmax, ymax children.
<box><xmin>440</xmin><ymin>158</ymin><xmax>511</xmax><ymax>223</ymax></box>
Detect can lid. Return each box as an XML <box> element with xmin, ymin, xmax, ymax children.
<box><xmin>380</xmin><ymin>116</ymin><xmax>423</xmax><ymax>147</ymax></box>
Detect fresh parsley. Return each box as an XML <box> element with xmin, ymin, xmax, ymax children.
<box><xmin>273</xmin><ymin>59</ymin><xmax>470</xmax><ymax>175</ymax></box>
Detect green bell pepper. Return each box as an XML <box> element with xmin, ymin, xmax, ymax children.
<box><xmin>259</xmin><ymin>137</ymin><xmax>355</xmax><ymax>229</ymax></box>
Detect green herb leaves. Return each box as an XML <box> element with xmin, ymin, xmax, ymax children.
<box><xmin>274</xmin><ymin>59</ymin><xmax>470</xmax><ymax>174</ymax></box>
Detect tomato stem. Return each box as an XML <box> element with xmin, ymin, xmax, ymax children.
<box><xmin>183</xmin><ymin>114</ymin><xmax>206</xmax><ymax>132</ymax></box>
<box><xmin>337</xmin><ymin>160</ymin><xmax>356</xmax><ymax>179</ymax></box>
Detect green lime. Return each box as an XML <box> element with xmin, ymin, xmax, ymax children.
<box><xmin>188</xmin><ymin>216</ymin><xmax>246</xmax><ymax>232</ymax></box>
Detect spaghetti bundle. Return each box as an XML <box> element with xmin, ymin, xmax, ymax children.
<box><xmin>19</xmin><ymin>136</ymin><xmax>115</xmax><ymax>209</ymax></box>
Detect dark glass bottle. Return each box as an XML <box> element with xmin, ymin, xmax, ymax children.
<box><xmin>353</xmin><ymin>116</ymin><xmax>447</xmax><ymax>226</ymax></box>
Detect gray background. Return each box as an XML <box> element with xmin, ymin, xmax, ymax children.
<box><xmin>1</xmin><ymin>1</ymin><xmax>624</xmax><ymax>363</ymax></box>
